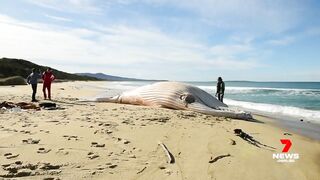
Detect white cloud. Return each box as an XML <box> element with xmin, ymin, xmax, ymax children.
<box><xmin>210</xmin><ymin>44</ymin><xmax>252</xmax><ymax>56</ymax></box>
<box><xmin>26</xmin><ymin>0</ymin><xmax>104</xmax><ymax>14</ymax></box>
<box><xmin>114</xmin><ymin>0</ymin><xmax>306</xmax><ymax>34</ymax></box>
<box><xmin>267</xmin><ymin>36</ymin><xmax>295</xmax><ymax>46</ymax></box>
<box><xmin>45</xmin><ymin>14</ymin><xmax>72</xmax><ymax>22</ymax></box>
<box><xmin>24</xmin><ymin>0</ymin><xmax>307</xmax><ymax>34</ymax></box>
<box><xmin>0</xmin><ymin>14</ymin><xmax>260</xmax><ymax>79</ymax></box>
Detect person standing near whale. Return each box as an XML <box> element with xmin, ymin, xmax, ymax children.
<box><xmin>216</xmin><ymin>77</ymin><xmax>225</xmax><ymax>103</ymax></box>
<box><xmin>42</xmin><ymin>68</ymin><xmax>55</xmax><ymax>100</ymax></box>
<box><xmin>27</xmin><ymin>68</ymin><xmax>41</xmax><ymax>102</ymax></box>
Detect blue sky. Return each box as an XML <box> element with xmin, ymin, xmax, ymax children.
<box><xmin>0</xmin><ymin>0</ymin><xmax>320</xmax><ymax>81</ymax></box>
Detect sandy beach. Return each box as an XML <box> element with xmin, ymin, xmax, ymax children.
<box><xmin>0</xmin><ymin>81</ymin><xmax>319</xmax><ymax>180</ymax></box>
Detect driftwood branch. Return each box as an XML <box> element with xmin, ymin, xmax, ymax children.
<box><xmin>209</xmin><ymin>154</ymin><xmax>231</xmax><ymax>164</ymax></box>
<box><xmin>158</xmin><ymin>141</ymin><xmax>175</xmax><ymax>164</ymax></box>
<box><xmin>137</xmin><ymin>166</ymin><xmax>147</xmax><ymax>174</ymax></box>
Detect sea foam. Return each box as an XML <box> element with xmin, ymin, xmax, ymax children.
<box><xmin>224</xmin><ymin>99</ymin><xmax>320</xmax><ymax>123</ymax></box>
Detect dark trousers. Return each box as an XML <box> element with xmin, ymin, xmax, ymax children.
<box><xmin>43</xmin><ymin>83</ymin><xmax>51</xmax><ymax>99</ymax></box>
<box><xmin>31</xmin><ymin>84</ymin><xmax>37</xmax><ymax>101</ymax></box>
<box><xmin>218</xmin><ymin>93</ymin><xmax>224</xmax><ymax>103</ymax></box>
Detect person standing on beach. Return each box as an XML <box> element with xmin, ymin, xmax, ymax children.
<box><xmin>216</xmin><ymin>77</ymin><xmax>225</xmax><ymax>103</ymax></box>
<box><xmin>42</xmin><ymin>68</ymin><xmax>55</xmax><ymax>100</ymax></box>
<box><xmin>27</xmin><ymin>68</ymin><xmax>41</xmax><ymax>102</ymax></box>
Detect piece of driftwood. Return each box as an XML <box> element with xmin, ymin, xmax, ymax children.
<box><xmin>229</xmin><ymin>139</ymin><xmax>236</xmax><ymax>145</ymax></box>
<box><xmin>137</xmin><ymin>166</ymin><xmax>147</xmax><ymax>174</ymax></box>
<box><xmin>209</xmin><ymin>154</ymin><xmax>231</xmax><ymax>164</ymax></box>
<box><xmin>158</xmin><ymin>141</ymin><xmax>175</xmax><ymax>164</ymax></box>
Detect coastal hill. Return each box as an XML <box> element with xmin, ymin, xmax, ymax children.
<box><xmin>0</xmin><ymin>58</ymin><xmax>99</xmax><ymax>85</ymax></box>
<box><xmin>76</xmin><ymin>73</ymin><xmax>161</xmax><ymax>81</ymax></box>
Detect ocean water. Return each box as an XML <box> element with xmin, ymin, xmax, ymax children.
<box><xmin>106</xmin><ymin>81</ymin><xmax>320</xmax><ymax>123</ymax></box>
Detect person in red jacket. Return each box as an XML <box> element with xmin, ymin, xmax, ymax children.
<box><xmin>42</xmin><ymin>68</ymin><xmax>55</xmax><ymax>100</ymax></box>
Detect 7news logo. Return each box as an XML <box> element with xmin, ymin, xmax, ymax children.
<box><xmin>272</xmin><ymin>139</ymin><xmax>299</xmax><ymax>163</ymax></box>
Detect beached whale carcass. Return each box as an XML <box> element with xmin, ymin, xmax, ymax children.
<box><xmin>96</xmin><ymin>82</ymin><xmax>252</xmax><ymax>120</ymax></box>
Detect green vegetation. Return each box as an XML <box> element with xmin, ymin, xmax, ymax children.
<box><xmin>0</xmin><ymin>76</ymin><xmax>26</xmax><ymax>85</ymax></box>
<box><xmin>0</xmin><ymin>58</ymin><xmax>100</xmax><ymax>85</ymax></box>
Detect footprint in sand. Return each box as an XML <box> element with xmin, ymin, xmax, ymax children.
<box><xmin>21</xmin><ymin>124</ymin><xmax>32</xmax><ymax>128</ymax></box>
<box><xmin>40</xmin><ymin>130</ymin><xmax>50</xmax><ymax>133</ymax></box>
<box><xmin>108</xmin><ymin>164</ymin><xmax>117</xmax><ymax>169</ymax></box>
<box><xmin>62</xmin><ymin>135</ymin><xmax>79</xmax><ymax>141</ymax></box>
<box><xmin>87</xmin><ymin>152</ymin><xmax>99</xmax><ymax>160</ymax></box>
<box><xmin>0</xmin><ymin>161</ymin><xmax>62</xmax><ymax>178</ymax></box>
<box><xmin>4</xmin><ymin>153</ymin><xmax>19</xmax><ymax>159</ymax></box>
<box><xmin>20</xmin><ymin>130</ymin><xmax>32</xmax><ymax>134</ymax></box>
<box><xmin>91</xmin><ymin>142</ymin><xmax>105</xmax><ymax>148</ymax></box>
<box><xmin>103</xmin><ymin>162</ymin><xmax>117</xmax><ymax>169</ymax></box>
<box><xmin>37</xmin><ymin>147</ymin><xmax>51</xmax><ymax>154</ymax></box>
<box><xmin>114</xmin><ymin>137</ymin><xmax>131</xmax><ymax>144</ymax></box>
<box><xmin>56</xmin><ymin>148</ymin><xmax>69</xmax><ymax>155</ymax></box>
<box><xmin>22</xmin><ymin>138</ymin><xmax>40</xmax><ymax>144</ymax></box>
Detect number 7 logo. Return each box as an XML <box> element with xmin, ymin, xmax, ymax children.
<box><xmin>280</xmin><ymin>139</ymin><xmax>292</xmax><ymax>153</ymax></box>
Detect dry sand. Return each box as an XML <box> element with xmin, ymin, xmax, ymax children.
<box><xmin>0</xmin><ymin>81</ymin><xmax>319</xmax><ymax>180</ymax></box>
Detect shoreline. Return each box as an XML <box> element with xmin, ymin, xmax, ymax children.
<box><xmin>253</xmin><ymin>113</ymin><xmax>320</xmax><ymax>141</ymax></box>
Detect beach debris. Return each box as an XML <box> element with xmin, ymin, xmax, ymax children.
<box><xmin>229</xmin><ymin>139</ymin><xmax>236</xmax><ymax>145</ymax></box>
<box><xmin>4</xmin><ymin>153</ymin><xmax>12</xmax><ymax>156</ymax></box>
<box><xmin>0</xmin><ymin>101</ymin><xmax>40</xmax><ymax>110</ymax></box>
<box><xmin>234</xmin><ymin>129</ymin><xmax>275</xmax><ymax>150</ymax></box>
<box><xmin>158</xmin><ymin>141</ymin><xmax>175</xmax><ymax>164</ymax></box>
<box><xmin>209</xmin><ymin>154</ymin><xmax>231</xmax><ymax>164</ymax></box>
<box><xmin>300</xmin><ymin>119</ymin><xmax>304</xmax><ymax>122</ymax></box>
<box><xmin>284</xmin><ymin>132</ymin><xmax>292</xmax><ymax>136</ymax></box>
<box><xmin>0</xmin><ymin>107</ymin><xmax>6</xmax><ymax>113</ymax></box>
<box><xmin>11</xmin><ymin>107</ymin><xmax>22</xmax><ymax>113</ymax></box>
<box><xmin>137</xmin><ymin>166</ymin><xmax>147</xmax><ymax>174</ymax></box>
<box><xmin>39</xmin><ymin>102</ymin><xmax>64</xmax><ymax>110</ymax></box>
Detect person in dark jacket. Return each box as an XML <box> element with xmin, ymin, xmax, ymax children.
<box><xmin>27</xmin><ymin>68</ymin><xmax>41</xmax><ymax>102</ymax></box>
<box><xmin>215</xmin><ymin>77</ymin><xmax>225</xmax><ymax>103</ymax></box>
<box><xmin>42</xmin><ymin>68</ymin><xmax>55</xmax><ymax>100</ymax></box>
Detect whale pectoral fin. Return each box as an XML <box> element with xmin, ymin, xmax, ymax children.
<box><xmin>95</xmin><ymin>95</ymin><xmax>119</xmax><ymax>103</ymax></box>
<box><xmin>187</xmin><ymin>102</ymin><xmax>252</xmax><ymax>120</ymax></box>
